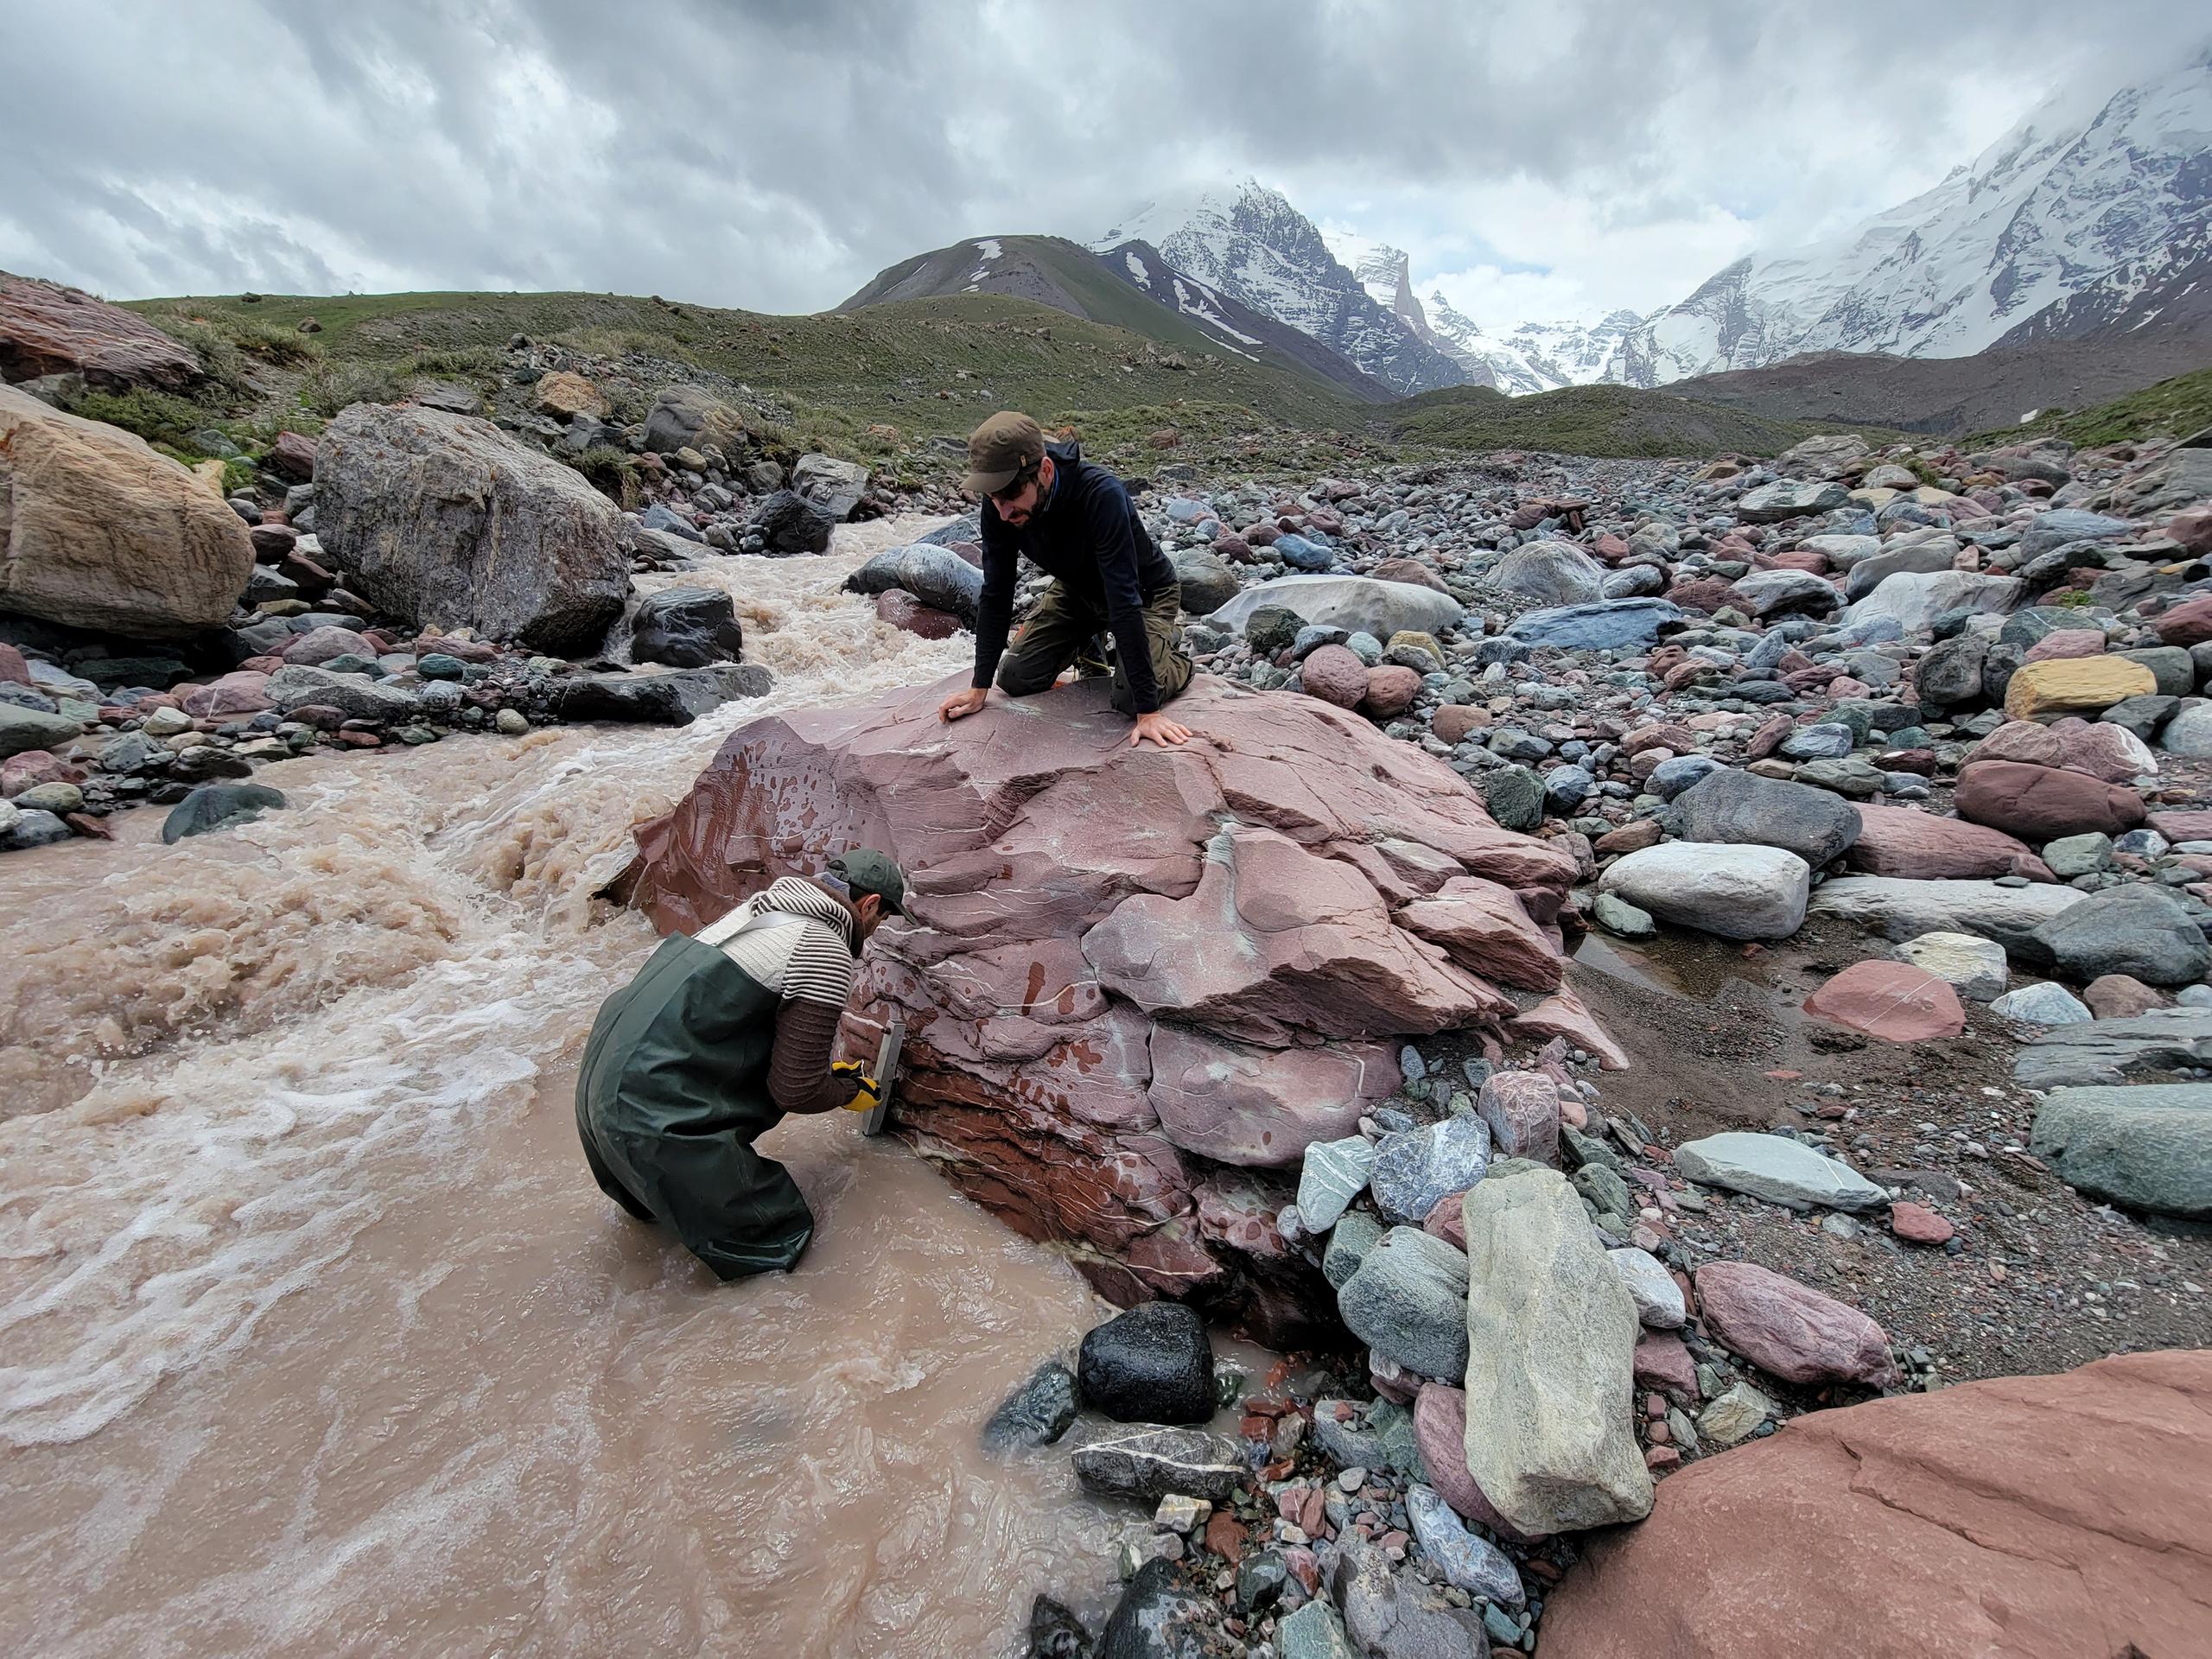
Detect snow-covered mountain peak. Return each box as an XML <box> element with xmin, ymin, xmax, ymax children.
<box><xmin>1090</xmin><ymin>184</ymin><xmax>1467</xmax><ymax>394</ymax></box>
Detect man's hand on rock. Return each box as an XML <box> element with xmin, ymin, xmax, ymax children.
<box><xmin>938</xmin><ymin>686</ymin><xmax>990</xmax><ymax>722</ymax></box>
<box><xmin>1129</xmin><ymin>710</ymin><xmax>1192</xmax><ymax>749</ymax></box>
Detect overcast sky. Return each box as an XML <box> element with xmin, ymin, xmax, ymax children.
<box><xmin>2</xmin><ymin>1</ymin><xmax>2204</xmax><ymax>331</ymax></box>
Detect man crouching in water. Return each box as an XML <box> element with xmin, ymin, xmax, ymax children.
<box><xmin>575</xmin><ymin>851</ymin><xmax>906</xmax><ymax>1279</ymax></box>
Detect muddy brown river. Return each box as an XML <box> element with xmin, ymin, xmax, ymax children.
<box><xmin>0</xmin><ymin>521</ymin><xmax>1142</xmax><ymax>1656</ymax></box>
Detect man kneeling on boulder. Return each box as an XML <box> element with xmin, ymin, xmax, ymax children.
<box><xmin>937</xmin><ymin>410</ymin><xmax>1196</xmax><ymax>749</ymax></box>
<box><xmin>574</xmin><ymin>852</ymin><xmax>906</xmax><ymax>1279</ymax></box>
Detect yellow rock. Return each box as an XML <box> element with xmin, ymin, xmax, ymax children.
<box><xmin>2002</xmin><ymin>656</ymin><xmax>2156</xmax><ymax>721</ymax></box>
<box><xmin>533</xmin><ymin>369</ymin><xmax>606</xmax><ymax>422</ymax></box>
<box><xmin>191</xmin><ymin>457</ymin><xmax>228</xmax><ymax>495</ymax></box>
<box><xmin>0</xmin><ymin>384</ymin><xmax>255</xmax><ymax>635</ymax></box>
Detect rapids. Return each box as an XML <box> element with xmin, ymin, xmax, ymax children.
<box><xmin>0</xmin><ymin>519</ymin><xmax>1139</xmax><ymax>1656</ymax></box>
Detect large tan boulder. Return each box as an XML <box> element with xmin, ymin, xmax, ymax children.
<box><xmin>0</xmin><ymin>272</ymin><xmax>200</xmax><ymax>389</ymax></box>
<box><xmin>533</xmin><ymin>370</ymin><xmax>606</xmax><ymax>421</ymax></box>
<box><xmin>1540</xmin><ymin>1351</ymin><xmax>2212</xmax><ymax>1659</ymax></box>
<box><xmin>315</xmin><ymin>402</ymin><xmax>626</xmax><ymax>653</ymax></box>
<box><xmin>0</xmin><ymin>384</ymin><xmax>253</xmax><ymax>636</ymax></box>
<box><xmin>2001</xmin><ymin>656</ymin><xmax>2154</xmax><ymax>721</ymax></box>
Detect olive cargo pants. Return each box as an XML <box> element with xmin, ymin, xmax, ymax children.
<box><xmin>995</xmin><ymin>581</ymin><xmax>1192</xmax><ymax>715</ymax></box>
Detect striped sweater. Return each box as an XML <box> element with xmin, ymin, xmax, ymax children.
<box><xmin>697</xmin><ymin>876</ymin><xmax>863</xmax><ymax>1116</ymax></box>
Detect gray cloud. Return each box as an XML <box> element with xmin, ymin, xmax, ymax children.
<box><xmin>3</xmin><ymin>0</ymin><xmax>2204</xmax><ymax>321</ymax></box>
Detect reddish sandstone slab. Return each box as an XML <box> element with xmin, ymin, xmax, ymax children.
<box><xmin>0</xmin><ymin>272</ymin><xmax>200</xmax><ymax>389</ymax></box>
<box><xmin>1412</xmin><ymin>1383</ymin><xmax>1539</xmax><ymax>1542</ymax></box>
<box><xmin>1802</xmin><ymin>960</ymin><xmax>1964</xmax><ymax>1043</ymax></box>
<box><xmin>1844</xmin><ymin>802</ymin><xmax>2047</xmax><ymax>880</ymax></box>
<box><xmin>1397</xmin><ymin>876</ymin><xmax>1563</xmax><ymax>992</ymax></box>
<box><xmin>1955</xmin><ymin>760</ymin><xmax>2145</xmax><ymax>842</ymax></box>
<box><xmin>1540</xmin><ymin>1352</ymin><xmax>2212</xmax><ymax>1659</ymax></box>
<box><xmin>1694</xmin><ymin>1261</ymin><xmax>1898</xmax><ymax>1389</ymax></box>
<box><xmin>626</xmin><ymin>675</ymin><xmax>1589</xmax><ymax>1333</ymax></box>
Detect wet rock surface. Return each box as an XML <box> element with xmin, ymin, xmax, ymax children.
<box><xmin>1540</xmin><ymin>1352</ymin><xmax>2212</xmax><ymax>1659</ymax></box>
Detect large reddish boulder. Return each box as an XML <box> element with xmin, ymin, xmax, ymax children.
<box><xmin>177</xmin><ymin>670</ymin><xmax>273</xmax><ymax>718</ymax></box>
<box><xmin>1802</xmin><ymin>959</ymin><xmax>1965</xmax><ymax>1042</ymax></box>
<box><xmin>1694</xmin><ymin>1262</ymin><xmax>1898</xmax><ymax>1389</ymax></box>
<box><xmin>1370</xmin><ymin>556</ymin><xmax>1449</xmax><ymax>594</ymax></box>
<box><xmin>625</xmin><ymin>675</ymin><xmax>1584</xmax><ymax>1336</ymax></box>
<box><xmin>1844</xmin><ymin>803</ymin><xmax>2050</xmax><ymax>880</ymax></box>
<box><xmin>1411</xmin><ymin>1382</ymin><xmax>1537</xmax><ymax>1542</ymax></box>
<box><xmin>1396</xmin><ymin>878</ymin><xmax>1563</xmax><ymax>992</ymax></box>
<box><xmin>874</xmin><ymin>588</ymin><xmax>962</xmax><ymax>639</ymax></box>
<box><xmin>1968</xmin><ymin>717</ymin><xmax>2154</xmax><ymax>785</ymax></box>
<box><xmin>1538</xmin><ymin>1351</ymin><xmax>2212</xmax><ymax>1659</ymax></box>
<box><xmin>0</xmin><ymin>273</ymin><xmax>200</xmax><ymax>390</ymax></box>
<box><xmin>1955</xmin><ymin>760</ymin><xmax>2145</xmax><ymax>842</ymax></box>
<box><xmin>2153</xmin><ymin>593</ymin><xmax>2212</xmax><ymax>646</ymax></box>
<box><xmin>1300</xmin><ymin>644</ymin><xmax>1367</xmax><ymax>709</ymax></box>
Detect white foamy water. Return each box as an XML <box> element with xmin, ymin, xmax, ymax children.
<box><xmin>0</xmin><ymin>521</ymin><xmax>1135</xmax><ymax>1656</ymax></box>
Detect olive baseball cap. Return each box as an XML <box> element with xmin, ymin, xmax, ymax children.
<box><xmin>827</xmin><ymin>849</ymin><xmax>906</xmax><ymax>916</ymax></box>
<box><xmin>964</xmin><ymin>410</ymin><xmax>1045</xmax><ymax>495</ymax></box>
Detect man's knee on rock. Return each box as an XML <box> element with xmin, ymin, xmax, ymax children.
<box><xmin>996</xmin><ymin>657</ymin><xmax>1053</xmax><ymax>697</ymax></box>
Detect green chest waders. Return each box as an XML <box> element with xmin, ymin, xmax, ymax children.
<box><xmin>574</xmin><ymin>932</ymin><xmax>817</xmax><ymax>1279</ymax></box>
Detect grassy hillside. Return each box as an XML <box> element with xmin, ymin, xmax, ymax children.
<box><xmin>116</xmin><ymin>287</ymin><xmax>1391</xmax><ymax>479</ymax></box>
<box><xmin>1967</xmin><ymin>365</ymin><xmax>2212</xmax><ymax>450</ymax></box>
<box><xmin>1389</xmin><ymin>381</ymin><xmax>1903</xmax><ymax>460</ymax></box>
<box><xmin>90</xmin><ymin>285</ymin><xmax>1891</xmax><ymax>484</ymax></box>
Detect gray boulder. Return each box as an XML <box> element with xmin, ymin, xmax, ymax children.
<box><xmin>161</xmin><ymin>783</ymin><xmax>286</xmax><ymax>843</ymax></box>
<box><xmin>2028</xmin><ymin>882</ymin><xmax>2212</xmax><ymax>986</ymax></box>
<box><xmin>315</xmin><ymin>404</ymin><xmax>626</xmax><ymax>653</ymax></box>
<box><xmin>1096</xmin><ymin>1558</ymin><xmax>1226</xmax><ymax>1657</ymax></box>
<box><xmin>1460</xmin><ymin>1167</ymin><xmax>1652</xmax><ymax>1534</ymax></box>
<box><xmin>0</xmin><ymin>703</ymin><xmax>82</xmax><ymax>760</ymax></box>
<box><xmin>2013</xmin><ymin>1011</ymin><xmax>2212</xmax><ymax>1088</ymax></box>
<box><xmin>1406</xmin><ymin>1484</ymin><xmax>1524</xmax><ymax>1605</ymax></box>
<box><xmin>1299</xmin><ymin>1134</ymin><xmax>1377</xmax><ymax>1232</ymax></box>
<box><xmin>642</xmin><ymin>385</ymin><xmax>746</xmax><ymax>456</ymax></box>
<box><xmin>631</xmin><ymin>587</ymin><xmax>743</xmax><ymax>667</ymax></box>
<box><xmin>2018</xmin><ymin>509</ymin><xmax>2135</xmax><ymax>562</ymax></box>
<box><xmin>845</xmin><ymin>542</ymin><xmax>984</xmax><ymax>621</ymax></box>
<box><xmin>552</xmin><ymin>663</ymin><xmax>772</xmax><ymax>725</ymax></box>
<box><xmin>1491</xmin><ymin>540</ymin><xmax>1603</xmax><ymax>607</ymax></box>
<box><xmin>1504</xmin><ymin>598</ymin><xmax>1680</xmax><ymax>651</ymax></box>
<box><xmin>1807</xmin><ymin>876</ymin><xmax>2086</xmax><ymax>954</ymax></box>
<box><xmin>749</xmin><ymin>490</ymin><xmax>839</xmax><ymax>556</ymax></box>
<box><xmin>1668</xmin><ymin>768</ymin><xmax>1862</xmax><ymax>866</ymax></box>
<box><xmin>1738</xmin><ymin>480</ymin><xmax>1851</xmax><ymax>523</ymax></box>
<box><xmin>790</xmin><ymin>452</ymin><xmax>870</xmax><ymax>520</ymax></box>
<box><xmin>1843</xmin><ymin>539</ymin><xmax>1961</xmax><ymax>601</ymax></box>
<box><xmin>1730</xmin><ymin>569</ymin><xmax>1840</xmax><ymax>618</ymax></box>
<box><xmin>1597</xmin><ymin>842</ymin><xmax>1810</xmax><ymax>940</ymax></box>
<box><xmin>1338</xmin><ymin>1225</ymin><xmax>1471</xmax><ymax>1382</ymax></box>
<box><xmin>1992</xmin><ymin>981</ymin><xmax>2094</xmax><ymax>1028</ymax></box>
<box><xmin>1915</xmin><ymin>632</ymin><xmax>1990</xmax><ymax>706</ymax></box>
<box><xmin>1370</xmin><ymin>1115</ymin><xmax>1491</xmax><ymax>1227</ymax></box>
<box><xmin>1070</xmin><ymin>1426</ymin><xmax>1245</xmax><ymax>1503</ymax></box>
<box><xmin>265</xmin><ymin>663</ymin><xmax>419</xmax><ymax>722</ymax></box>
<box><xmin>1173</xmin><ymin>551</ymin><xmax>1240</xmax><ymax>615</ymax></box>
<box><xmin>982</xmin><ymin>1359</ymin><xmax>1078</xmax><ymax>1452</ymax></box>
<box><xmin>1208</xmin><ymin>574</ymin><xmax>1465</xmax><ymax>642</ymax></box>
<box><xmin>1673</xmin><ymin>1131</ymin><xmax>1888</xmax><ymax>1211</ymax></box>
<box><xmin>1842</xmin><ymin>571</ymin><xmax>2024</xmax><ymax>632</ymax></box>
<box><xmin>1322</xmin><ymin>1211</ymin><xmax>1383</xmax><ymax>1290</ymax></box>
<box><xmin>2030</xmin><ymin>1084</ymin><xmax>2212</xmax><ymax>1219</ymax></box>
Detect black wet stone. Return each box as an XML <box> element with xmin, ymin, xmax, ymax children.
<box><xmin>983</xmin><ymin>1359</ymin><xmax>1079</xmax><ymax>1452</ymax></box>
<box><xmin>161</xmin><ymin>783</ymin><xmax>288</xmax><ymax>843</ymax></box>
<box><xmin>1077</xmin><ymin>1301</ymin><xmax>1214</xmax><ymax>1425</ymax></box>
